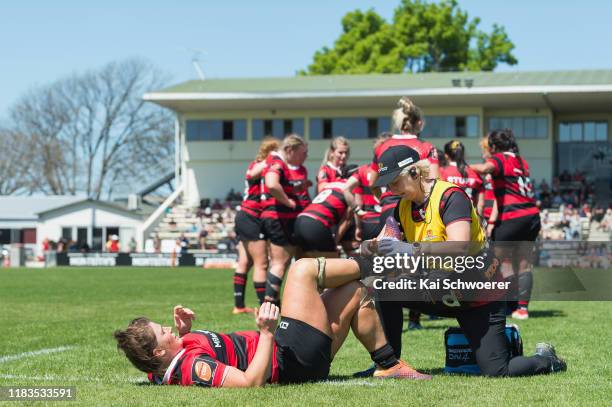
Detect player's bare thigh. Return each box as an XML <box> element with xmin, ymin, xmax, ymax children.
<box><xmin>281</xmin><ymin>258</ymin><xmax>361</xmax><ymax>337</ymax></box>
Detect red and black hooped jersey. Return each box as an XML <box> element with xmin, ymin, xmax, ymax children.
<box><xmin>439</xmin><ymin>163</ymin><xmax>484</xmax><ymax>205</ymax></box>
<box><xmin>372</xmin><ymin>134</ymin><xmax>438</xmax><ymax>211</ymax></box>
<box><xmin>299</xmin><ymin>182</ymin><xmax>348</xmax><ymax>228</ymax></box>
<box><xmin>317</xmin><ymin>162</ymin><xmax>343</xmax><ymax>189</ymax></box>
<box><xmin>148</xmin><ymin>330</ymin><xmax>279</xmax><ymax>388</ymax></box>
<box><xmin>482</xmin><ymin>174</ymin><xmax>495</xmax><ymax>220</ymax></box>
<box><xmin>240</xmin><ymin>160</ymin><xmax>263</xmax><ymax>217</ymax></box>
<box><xmin>350</xmin><ymin>164</ymin><xmax>380</xmax><ymax>220</ymax></box>
<box><xmin>261</xmin><ymin>152</ymin><xmax>311</xmax><ymax>220</ymax></box>
<box><xmin>486</xmin><ymin>152</ymin><xmax>539</xmax><ymax>221</ymax></box>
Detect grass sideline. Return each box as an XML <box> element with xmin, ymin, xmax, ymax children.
<box><xmin>0</xmin><ymin>267</ymin><xmax>610</xmax><ymax>406</ymax></box>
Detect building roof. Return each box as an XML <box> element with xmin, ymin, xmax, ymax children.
<box><xmin>143</xmin><ymin>69</ymin><xmax>612</xmax><ymax>114</ymax></box>
<box><xmin>0</xmin><ymin>196</ymin><xmax>155</xmax><ymax>222</ymax></box>
<box><xmin>149</xmin><ymin>69</ymin><xmax>612</xmax><ymax>95</ymax></box>
<box><xmin>0</xmin><ymin>196</ymin><xmax>84</xmax><ymax>220</ymax></box>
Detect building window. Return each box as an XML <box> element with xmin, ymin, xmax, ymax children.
<box><xmin>367</xmin><ymin>119</ymin><xmax>378</xmax><ymax>138</ymax></box>
<box><xmin>61</xmin><ymin>227</ymin><xmax>72</xmax><ymax>240</ymax></box>
<box><xmin>185</xmin><ymin>120</ymin><xmax>246</xmax><ymax>141</ymax></box>
<box><xmin>420</xmin><ymin>116</ymin><xmax>480</xmax><ymax>138</ymax></box>
<box><xmin>323</xmin><ymin>119</ymin><xmax>333</xmax><ymax>139</ymax></box>
<box><xmin>559</xmin><ymin>121</ymin><xmax>607</xmax><ymax>143</ymax></box>
<box><xmin>309</xmin><ymin>117</ymin><xmax>391</xmax><ymax>139</ymax></box>
<box><xmin>488</xmin><ymin>116</ymin><xmax>548</xmax><ymax>138</ymax></box>
<box><xmin>252</xmin><ymin>119</ymin><xmax>304</xmax><ymax>140</ymax></box>
<box><xmin>0</xmin><ymin>229</ymin><xmax>10</xmax><ymax>244</ymax></box>
<box><xmin>77</xmin><ymin>228</ymin><xmax>88</xmax><ymax>247</ymax></box>
<box><xmin>93</xmin><ymin>228</ymin><xmax>103</xmax><ymax>251</ymax></box>
<box><xmin>222</xmin><ymin>121</ymin><xmax>234</xmax><ymax>140</ymax></box>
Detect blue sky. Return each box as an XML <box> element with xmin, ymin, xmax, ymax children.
<box><xmin>1</xmin><ymin>0</ymin><xmax>611</xmax><ymax>119</ymax></box>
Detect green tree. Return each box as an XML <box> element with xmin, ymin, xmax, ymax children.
<box><xmin>301</xmin><ymin>0</ymin><xmax>517</xmax><ymax>74</ymax></box>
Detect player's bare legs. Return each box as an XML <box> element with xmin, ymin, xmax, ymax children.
<box><xmin>246</xmin><ymin>239</ymin><xmax>268</xmax><ymax>304</ymax></box>
<box><xmin>233</xmin><ymin>242</ymin><xmax>254</xmax><ymax>313</ymax></box>
<box><xmin>264</xmin><ymin>243</ymin><xmax>294</xmax><ymax>304</ymax></box>
<box><xmin>280</xmin><ymin>258</ymin><xmax>432</xmax><ymax>379</ymax></box>
<box><xmin>281</xmin><ymin>258</ymin><xmax>381</xmax><ymax>354</ymax></box>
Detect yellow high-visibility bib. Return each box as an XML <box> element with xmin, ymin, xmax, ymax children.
<box><xmin>398</xmin><ymin>180</ymin><xmax>485</xmax><ymax>244</ymax></box>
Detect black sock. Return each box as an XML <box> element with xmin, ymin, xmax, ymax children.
<box><xmin>370</xmin><ymin>344</ymin><xmax>399</xmax><ymax>369</ymax></box>
<box><xmin>518</xmin><ymin>271</ymin><xmax>533</xmax><ymax>304</ymax></box>
<box><xmin>264</xmin><ymin>272</ymin><xmax>283</xmax><ymax>305</ymax></box>
<box><xmin>233</xmin><ymin>272</ymin><xmax>247</xmax><ymax>308</ymax></box>
<box><xmin>254</xmin><ymin>282</ymin><xmax>266</xmax><ymax>304</ymax></box>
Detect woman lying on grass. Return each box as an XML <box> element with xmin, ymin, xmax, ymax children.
<box><xmin>114</xmin><ymin>258</ymin><xmax>431</xmax><ymax>388</ymax></box>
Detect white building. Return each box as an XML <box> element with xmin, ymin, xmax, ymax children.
<box><xmin>0</xmin><ymin>196</ymin><xmax>151</xmax><ymax>257</ymax></box>
<box><xmin>144</xmin><ymin>69</ymin><xmax>612</xmax><ymax>206</ymax></box>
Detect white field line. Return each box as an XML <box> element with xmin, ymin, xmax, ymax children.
<box><xmin>0</xmin><ymin>373</ymin><xmax>145</xmax><ymax>384</ymax></box>
<box><xmin>0</xmin><ymin>346</ymin><xmax>76</xmax><ymax>363</ymax></box>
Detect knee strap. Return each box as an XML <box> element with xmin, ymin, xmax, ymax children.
<box><xmin>267</xmin><ymin>272</ymin><xmax>283</xmax><ymax>286</ymax></box>
<box><xmin>315</xmin><ymin>257</ymin><xmax>326</xmax><ymax>290</ymax></box>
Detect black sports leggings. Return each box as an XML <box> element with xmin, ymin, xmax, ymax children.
<box><xmin>376</xmin><ymin>301</ymin><xmax>552</xmax><ymax>376</ymax></box>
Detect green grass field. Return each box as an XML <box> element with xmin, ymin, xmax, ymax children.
<box><xmin>0</xmin><ymin>267</ymin><xmax>610</xmax><ymax>406</ymax></box>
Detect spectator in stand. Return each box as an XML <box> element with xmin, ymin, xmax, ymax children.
<box><xmin>179</xmin><ymin>234</ymin><xmax>189</xmax><ymax>254</ymax></box>
<box><xmin>106</xmin><ymin>235</ymin><xmax>120</xmax><ymax>253</ymax></box>
<box><xmin>600</xmin><ymin>208</ymin><xmax>612</xmax><ymax>233</ymax></box>
<box><xmin>79</xmin><ymin>241</ymin><xmax>90</xmax><ymax>253</ymax></box>
<box><xmin>154</xmin><ymin>234</ymin><xmax>161</xmax><ymax>253</ymax></box>
<box><xmin>128</xmin><ymin>237</ymin><xmax>137</xmax><ymax>253</ymax></box>
<box><xmin>198</xmin><ymin>227</ymin><xmax>208</xmax><ymax>250</ymax></box>
<box><xmin>212</xmin><ymin>199</ymin><xmax>223</xmax><ymax>210</ymax></box>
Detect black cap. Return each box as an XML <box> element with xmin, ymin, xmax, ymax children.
<box><xmin>373</xmin><ymin>145</ymin><xmax>421</xmax><ymax>187</ymax></box>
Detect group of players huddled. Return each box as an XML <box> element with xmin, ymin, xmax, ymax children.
<box><xmin>232</xmin><ymin>96</ymin><xmax>541</xmax><ymax>322</ymax></box>
<box><xmin>115</xmin><ymin>97</ymin><xmax>566</xmax><ymax>389</ymax></box>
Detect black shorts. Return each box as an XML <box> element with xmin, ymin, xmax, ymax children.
<box><xmin>294</xmin><ymin>216</ymin><xmax>336</xmax><ymax>252</ymax></box>
<box><xmin>275</xmin><ymin>317</ymin><xmax>332</xmax><ymax>384</ymax></box>
<box><xmin>262</xmin><ymin>218</ymin><xmax>296</xmax><ymax>246</ymax></box>
<box><xmin>361</xmin><ymin>217</ymin><xmax>383</xmax><ymax>240</ymax></box>
<box><xmin>235</xmin><ymin>210</ymin><xmax>264</xmax><ymax>241</ymax></box>
<box><xmin>339</xmin><ymin>222</ymin><xmax>356</xmax><ymax>243</ymax></box>
<box><xmin>492</xmin><ymin>215</ymin><xmax>541</xmax><ymax>242</ymax></box>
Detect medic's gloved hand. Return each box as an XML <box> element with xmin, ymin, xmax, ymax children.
<box><xmin>377</xmin><ymin>239</ymin><xmax>414</xmax><ymax>256</ymax></box>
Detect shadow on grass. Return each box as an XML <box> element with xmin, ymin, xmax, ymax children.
<box><xmin>525</xmin><ymin>309</ymin><xmax>566</xmax><ymax>318</ymax></box>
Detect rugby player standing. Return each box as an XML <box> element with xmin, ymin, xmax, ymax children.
<box><xmin>294</xmin><ymin>165</ymin><xmax>359</xmax><ymax>258</ymax></box>
<box><xmin>316</xmin><ymin>136</ymin><xmax>350</xmax><ymax>193</ymax></box>
<box><xmin>471</xmin><ymin>129</ymin><xmax>541</xmax><ymax>319</ymax></box>
<box><xmin>232</xmin><ymin>137</ymin><xmax>279</xmax><ymax>313</ymax></box>
<box><xmin>261</xmin><ymin>134</ymin><xmax>311</xmax><ymax>305</ymax></box>
<box><xmin>439</xmin><ymin>140</ymin><xmax>484</xmax><ymax>207</ymax></box>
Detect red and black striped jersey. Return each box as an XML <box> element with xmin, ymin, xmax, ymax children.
<box><xmin>317</xmin><ymin>162</ymin><xmax>343</xmax><ymax>190</ymax></box>
<box><xmin>439</xmin><ymin>163</ymin><xmax>484</xmax><ymax>205</ymax></box>
<box><xmin>486</xmin><ymin>152</ymin><xmax>539</xmax><ymax>221</ymax></box>
<box><xmin>261</xmin><ymin>152</ymin><xmax>310</xmax><ymax>220</ymax></box>
<box><xmin>148</xmin><ymin>330</ymin><xmax>279</xmax><ymax>387</ymax></box>
<box><xmin>482</xmin><ymin>174</ymin><xmax>495</xmax><ymax>220</ymax></box>
<box><xmin>372</xmin><ymin>134</ymin><xmax>438</xmax><ymax>212</ymax></box>
<box><xmin>299</xmin><ymin>182</ymin><xmax>348</xmax><ymax>228</ymax></box>
<box><xmin>350</xmin><ymin>164</ymin><xmax>380</xmax><ymax>220</ymax></box>
<box><xmin>240</xmin><ymin>160</ymin><xmax>263</xmax><ymax>217</ymax></box>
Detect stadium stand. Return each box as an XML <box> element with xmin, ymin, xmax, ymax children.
<box><xmin>148</xmin><ymin>200</ymin><xmax>239</xmax><ymax>254</ymax></box>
